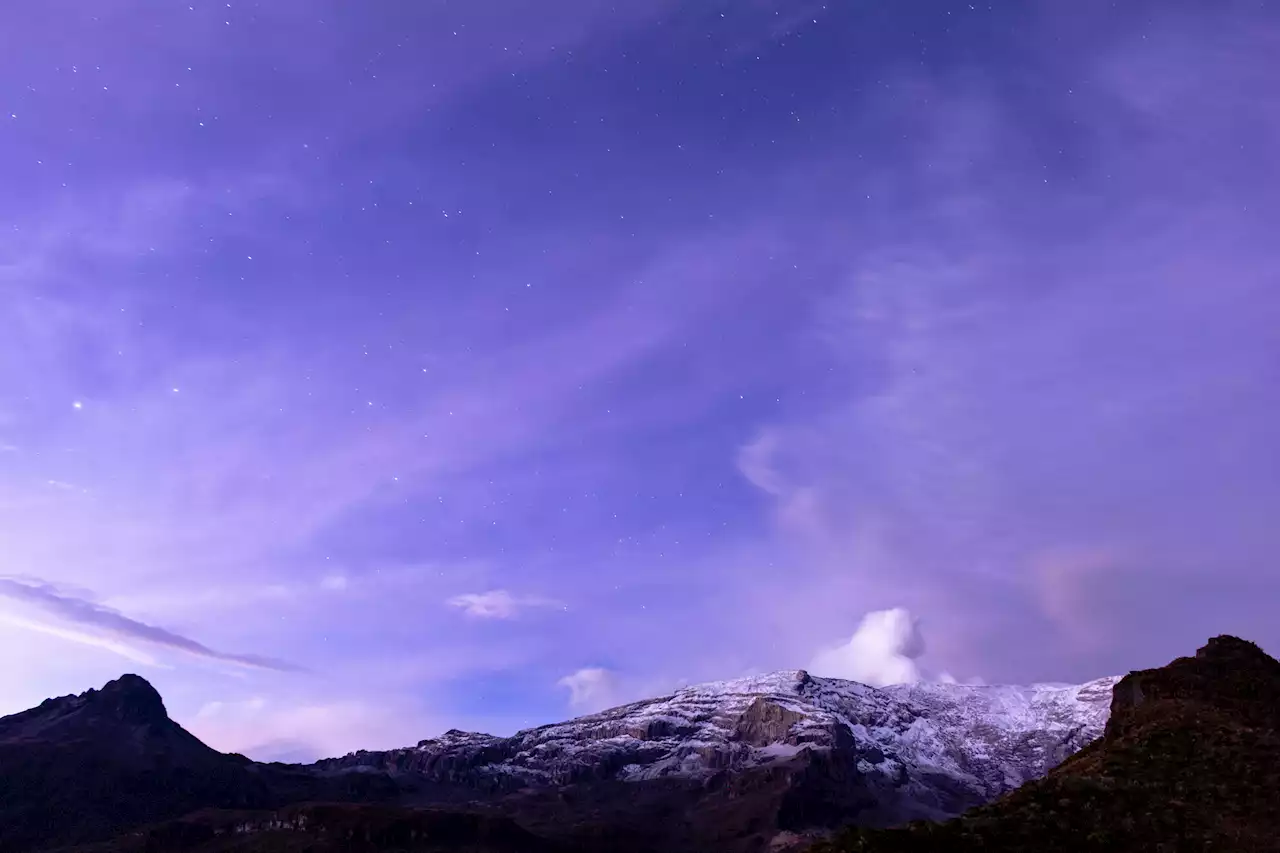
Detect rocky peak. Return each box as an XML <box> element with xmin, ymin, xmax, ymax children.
<box><xmin>1107</xmin><ymin>634</ymin><xmax>1280</xmax><ymax>738</ymax></box>
<box><xmin>90</xmin><ymin>673</ymin><xmax>171</xmax><ymax>727</ymax></box>
<box><xmin>0</xmin><ymin>673</ymin><xmax>182</xmax><ymax>750</ymax></box>
<box><xmin>1196</xmin><ymin>634</ymin><xmax>1271</xmax><ymax>662</ymax></box>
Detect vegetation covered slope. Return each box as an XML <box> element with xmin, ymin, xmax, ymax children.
<box><xmin>812</xmin><ymin>635</ymin><xmax>1280</xmax><ymax>853</ymax></box>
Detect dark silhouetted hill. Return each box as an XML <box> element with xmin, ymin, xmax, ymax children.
<box><xmin>0</xmin><ymin>676</ymin><xmax>397</xmax><ymax>852</ymax></box>
<box><xmin>811</xmin><ymin>635</ymin><xmax>1280</xmax><ymax>853</ymax></box>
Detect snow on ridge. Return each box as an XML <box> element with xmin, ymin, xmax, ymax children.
<box><xmin>398</xmin><ymin>669</ymin><xmax>1117</xmax><ymax>761</ymax></box>
<box><xmin>317</xmin><ymin>668</ymin><xmax>1121</xmax><ymax>808</ymax></box>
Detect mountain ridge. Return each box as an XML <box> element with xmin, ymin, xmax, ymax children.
<box><xmin>315</xmin><ymin>669</ymin><xmax>1119</xmax><ymax>795</ymax></box>
<box><xmin>8</xmin><ymin>637</ymin><xmax>1275</xmax><ymax>853</ymax></box>
<box><xmin>0</xmin><ymin>666</ymin><xmax>1118</xmax><ymax>853</ymax></box>
<box><xmin>306</xmin><ymin>667</ymin><xmax>1119</xmax><ymax>849</ymax></box>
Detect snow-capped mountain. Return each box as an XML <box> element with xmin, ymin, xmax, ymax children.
<box><xmin>13</xmin><ymin>640</ymin><xmax>1268</xmax><ymax>853</ymax></box>
<box><xmin>0</xmin><ymin>669</ymin><xmax>1122</xmax><ymax>853</ymax></box>
<box><xmin>316</xmin><ymin>669</ymin><xmax>1119</xmax><ymax>828</ymax></box>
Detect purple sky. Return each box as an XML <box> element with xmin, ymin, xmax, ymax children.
<box><xmin>2</xmin><ymin>0</ymin><xmax>1278</xmax><ymax>762</ymax></box>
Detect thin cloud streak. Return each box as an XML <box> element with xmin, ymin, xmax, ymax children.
<box><xmin>0</xmin><ymin>578</ymin><xmax>305</xmax><ymax>672</ymax></box>
<box><xmin>447</xmin><ymin>589</ymin><xmax>563</xmax><ymax>619</ymax></box>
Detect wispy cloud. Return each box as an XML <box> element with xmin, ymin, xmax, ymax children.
<box><xmin>319</xmin><ymin>574</ymin><xmax>349</xmax><ymax>592</ymax></box>
<box><xmin>0</xmin><ymin>612</ymin><xmax>162</xmax><ymax>667</ymax></box>
<box><xmin>447</xmin><ymin>589</ymin><xmax>563</xmax><ymax>620</ymax></box>
<box><xmin>1031</xmin><ymin>547</ymin><xmax>1129</xmax><ymax>651</ymax></box>
<box><xmin>556</xmin><ymin>667</ymin><xmax>620</xmax><ymax>713</ymax></box>
<box><xmin>714</xmin><ymin>3</ymin><xmax>1280</xmax><ymax>684</ymax></box>
<box><xmin>0</xmin><ymin>577</ymin><xmax>304</xmax><ymax>672</ymax></box>
<box><xmin>0</xmin><ymin>0</ymin><xmax>1276</xmax><ymax>748</ymax></box>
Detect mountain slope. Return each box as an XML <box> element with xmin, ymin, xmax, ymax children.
<box><xmin>2</xmin><ymin>667</ymin><xmax>1121</xmax><ymax>853</ymax></box>
<box><xmin>0</xmin><ymin>675</ymin><xmax>398</xmax><ymax>852</ymax></box>
<box><xmin>314</xmin><ymin>669</ymin><xmax>1118</xmax><ymax>849</ymax></box>
<box><xmin>812</xmin><ymin>635</ymin><xmax>1280</xmax><ymax>853</ymax></box>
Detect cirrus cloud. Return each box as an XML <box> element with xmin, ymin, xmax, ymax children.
<box><xmin>446</xmin><ymin>589</ymin><xmax>563</xmax><ymax>620</ymax></box>
<box><xmin>0</xmin><ymin>576</ymin><xmax>304</xmax><ymax>673</ymax></box>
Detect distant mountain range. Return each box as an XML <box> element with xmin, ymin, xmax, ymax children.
<box><xmin>4</xmin><ymin>637</ymin><xmax>1276</xmax><ymax>852</ymax></box>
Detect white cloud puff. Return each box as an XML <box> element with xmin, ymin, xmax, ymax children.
<box><xmin>808</xmin><ymin>607</ymin><xmax>926</xmax><ymax>686</ymax></box>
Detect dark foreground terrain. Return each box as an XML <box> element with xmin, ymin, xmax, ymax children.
<box><xmin>813</xmin><ymin>635</ymin><xmax>1280</xmax><ymax>853</ymax></box>
<box><xmin>48</xmin><ymin>805</ymin><xmax>561</xmax><ymax>853</ymax></box>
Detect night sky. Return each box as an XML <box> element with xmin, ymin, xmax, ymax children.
<box><xmin>2</xmin><ymin>0</ymin><xmax>1278</xmax><ymax>762</ymax></box>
